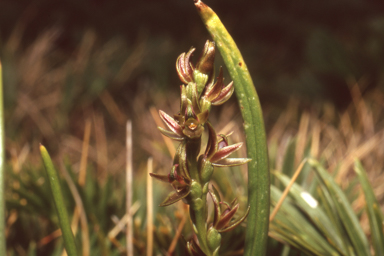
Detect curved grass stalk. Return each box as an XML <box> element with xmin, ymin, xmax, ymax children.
<box><xmin>0</xmin><ymin>61</ymin><xmax>6</xmax><ymax>254</ymax></box>
<box><xmin>40</xmin><ymin>145</ymin><xmax>78</xmax><ymax>256</ymax></box>
<box><xmin>194</xmin><ymin>1</ymin><xmax>270</xmax><ymax>255</ymax></box>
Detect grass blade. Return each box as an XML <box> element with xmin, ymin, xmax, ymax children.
<box><xmin>0</xmin><ymin>60</ymin><xmax>6</xmax><ymax>254</ymax></box>
<box><xmin>309</xmin><ymin>159</ymin><xmax>371</xmax><ymax>256</ymax></box>
<box><xmin>273</xmin><ymin>171</ymin><xmax>347</xmax><ymax>255</ymax></box>
<box><xmin>40</xmin><ymin>145</ymin><xmax>77</xmax><ymax>256</ymax></box>
<box><xmin>194</xmin><ymin>2</ymin><xmax>270</xmax><ymax>255</ymax></box>
<box><xmin>354</xmin><ymin>159</ymin><xmax>384</xmax><ymax>256</ymax></box>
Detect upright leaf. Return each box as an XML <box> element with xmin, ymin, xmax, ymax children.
<box><xmin>194</xmin><ymin>2</ymin><xmax>270</xmax><ymax>255</ymax></box>
<box><xmin>354</xmin><ymin>159</ymin><xmax>384</xmax><ymax>256</ymax></box>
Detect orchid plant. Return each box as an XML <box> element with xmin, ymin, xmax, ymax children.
<box><xmin>150</xmin><ymin>41</ymin><xmax>250</xmax><ymax>256</ymax></box>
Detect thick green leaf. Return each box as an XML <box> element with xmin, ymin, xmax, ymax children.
<box><xmin>354</xmin><ymin>159</ymin><xmax>384</xmax><ymax>256</ymax></box>
<box><xmin>309</xmin><ymin>159</ymin><xmax>371</xmax><ymax>256</ymax></box>
<box><xmin>194</xmin><ymin>2</ymin><xmax>270</xmax><ymax>255</ymax></box>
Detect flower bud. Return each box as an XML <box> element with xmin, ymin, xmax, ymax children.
<box><xmin>194</xmin><ymin>40</ymin><xmax>215</xmax><ymax>95</ymax></box>
<box><xmin>196</xmin><ymin>40</ymin><xmax>215</xmax><ymax>75</ymax></box>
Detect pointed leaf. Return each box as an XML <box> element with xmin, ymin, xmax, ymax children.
<box><xmin>354</xmin><ymin>159</ymin><xmax>384</xmax><ymax>256</ymax></box>
<box><xmin>158</xmin><ymin>127</ymin><xmax>184</xmax><ymax>141</ymax></box>
<box><xmin>159</xmin><ymin>110</ymin><xmax>183</xmax><ymax>136</ymax></box>
<box><xmin>159</xmin><ymin>188</ymin><xmax>190</xmax><ymax>207</ymax></box>
<box><xmin>210</xmin><ymin>142</ymin><xmax>243</xmax><ymax>163</ymax></box>
<box><xmin>309</xmin><ymin>159</ymin><xmax>371</xmax><ymax>256</ymax></box>
<box><xmin>212</xmin><ymin>158</ymin><xmax>251</xmax><ymax>167</ymax></box>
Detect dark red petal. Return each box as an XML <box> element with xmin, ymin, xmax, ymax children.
<box><xmin>149</xmin><ymin>173</ymin><xmax>170</xmax><ymax>183</ymax></box>
<box><xmin>205</xmin><ymin>122</ymin><xmax>217</xmax><ymax>158</ymax></box>
<box><xmin>158</xmin><ymin>127</ymin><xmax>184</xmax><ymax>141</ymax></box>
<box><xmin>209</xmin><ymin>189</ymin><xmax>221</xmax><ymax>227</ymax></box>
<box><xmin>159</xmin><ymin>110</ymin><xmax>183</xmax><ymax>136</ymax></box>
<box><xmin>216</xmin><ymin>204</ymin><xmax>239</xmax><ymax>230</ymax></box>
<box><xmin>159</xmin><ymin>188</ymin><xmax>190</xmax><ymax>207</ymax></box>
<box><xmin>219</xmin><ymin>206</ymin><xmax>250</xmax><ymax>233</ymax></box>
<box><xmin>210</xmin><ymin>143</ymin><xmax>243</xmax><ymax>163</ymax></box>
<box><xmin>211</xmin><ymin>81</ymin><xmax>234</xmax><ymax>106</ymax></box>
<box><xmin>206</xmin><ymin>67</ymin><xmax>224</xmax><ymax>101</ymax></box>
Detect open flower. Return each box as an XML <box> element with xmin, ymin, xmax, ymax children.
<box><xmin>209</xmin><ymin>185</ymin><xmax>250</xmax><ymax>233</ymax></box>
<box><xmin>200</xmin><ymin>67</ymin><xmax>234</xmax><ymax>111</ymax></box>
<box><xmin>150</xmin><ymin>164</ymin><xmax>191</xmax><ymax>206</ymax></box>
<box><xmin>204</xmin><ymin>122</ymin><xmax>251</xmax><ymax>167</ymax></box>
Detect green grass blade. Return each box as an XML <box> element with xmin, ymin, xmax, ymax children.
<box><xmin>273</xmin><ymin>171</ymin><xmax>347</xmax><ymax>255</ymax></box>
<box><xmin>270</xmin><ymin>185</ymin><xmax>339</xmax><ymax>256</ymax></box>
<box><xmin>194</xmin><ymin>2</ymin><xmax>270</xmax><ymax>255</ymax></box>
<box><xmin>354</xmin><ymin>159</ymin><xmax>384</xmax><ymax>256</ymax></box>
<box><xmin>40</xmin><ymin>145</ymin><xmax>77</xmax><ymax>256</ymax></box>
<box><xmin>309</xmin><ymin>159</ymin><xmax>371</xmax><ymax>256</ymax></box>
<box><xmin>0</xmin><ymin>60</ymin><xmax>6</xmax><ymax>254</ymax></box>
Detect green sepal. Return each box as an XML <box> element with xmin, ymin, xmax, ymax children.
<box><xmin>194</xmin><ymin>69</ymin><xmax>209</xmax><ymax>96</ymax></box>
<box><xmin>200</xmin><ymin>97</ymin><xmax>212</xmax><ymax>113</ymax></box>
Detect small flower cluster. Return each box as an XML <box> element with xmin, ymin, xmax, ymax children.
<box><xmin>151</xmin><ymin>41</ymin><xmax>250</xmax><ymax>255</ymax></box>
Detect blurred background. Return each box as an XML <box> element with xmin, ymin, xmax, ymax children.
<box><xmin>1</xmin><ymin>0</ymin><xmax>384</xmax><ymax>255</ymax></box>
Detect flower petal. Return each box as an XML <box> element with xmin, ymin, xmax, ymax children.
<box><xmin>197</xmin><ymin>110</ymin><xmax>209</xmax><ymax>125</ymax></box>
<box><xmin>205</xmin><ymin>122</ymin><xmax>217</xmax><ymax>159</ymax></box>
<box><xmin>205</xmin><ymin>67</ymin><xmax>223</xmax><ymax>101</ymax></box>
<box><xmin>216</xmin><ymin>203</ymin><xmax>239</xmax><ymax>230</ymax></box>
<box><xmin>159</xmin><ymin>110</ymin><xmax>183</xmax><ymax>136</ymax></box>
<box><xmin>212</xmin><ymin>81</ymin><xmax>234</xmax><ymax>106</ymax></box>
<box><xmin>212</xmin><ymin>158</ymin><xmax>252</xmax><ymax>167</ymax></box>
<box><xmin>149</xmin><ymin>173</ymin><xmax>170</xmax><ymax>183</ymax></box>
<box><xmin>159</xmin><ymin>188</ymin><xmax>190</xmax><ymax>207</ymax></box>
<box><xmin>210</xmin><ymin>142</ymin><xmax>243</xmax><ymax>163</ymax></box>
<box><xmin>219</xmin><ymin>206</ymin><xmax>250</xmax><ymax>233</ymax></box>
<box><xmin>158</xmin><ymin>127</ymin><xmax>184</xmax><ymax>141</ymax></box>
<box><xmin>209</xmin><ymin>188</ymin><xmax>221</xmax><ymax>227</ymax></box>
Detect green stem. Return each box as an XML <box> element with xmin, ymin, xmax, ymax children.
<box><xmin>0</xmin><ymin>60</ymin><xmax>6</xmax><ymax>254</ymax></box>
<box><xmin>185</xmin><ymin>137</ymin><xmax>213</xmax><ymax>255</ymax></box>
<box><xmin>194</xmin><ymin>1</ymin><xmax>270</xmax><ymax>255</ymax></box>
<box><xmin>190</xmin><ymin>196</ymin><xmax>212</xmax><ymax>255</ymax></box>
<box><xmin>40</xmin><ymin>145</ymin><xmax>77</xmax><ymax>256</ymax></box>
